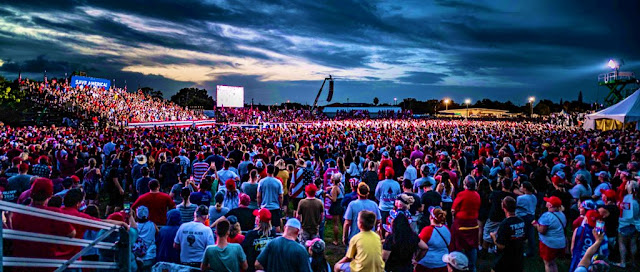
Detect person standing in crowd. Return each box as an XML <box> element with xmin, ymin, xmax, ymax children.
<box><xmin>335</xmin><ymin>210</ymin><xmax>384</xmax><ymax>272</ymax></box>
<box><xmin>190</xmin><ymin>177</ymin><xmax>213</xmax><ymax>206</ymax></box>
<box><xmin>403</xmin><ymin>158</ymin><xmax>417</xmax><ymax>183</ymax></box>
<box><xmin>135</xmin><ymin>206</ymin><xmax>157</xmax><ymax>271</ymax></box>
<box><xmin>255</xmin><ymin>218</ymin><xmax>312</xmax><ymax>272</ymax></box>
<box><xmin>343</xmin><ymin>183</ymin><xmax>381</xmax><ymax>245</ymax></box>
<box><xmin>417</xmin><ymin>207</ymin><xmax>450</xmax><ymax>272</ymax></box>
<box><xmin>376</xmin><ymin>167</ymin><xmax>401</xmax><ymax>235</ymax></box>
<box><xmin>217</xmin><ymin>160</ymin><xmax>240</xmax><ymax>191</ymax></box>
<box><xmin>361</xmin><ymin>161</ymin><xmax>379</xmax><ymax>201</ymax></box>
<box><xmin>490</xmin><ymin>196</ymin><xmax>525</xmax><ymax>272</ymax></box>
<box><xmin>516</xmin><ymin>181</ymin><xmax>537</xmax><ymax>257</ymax></box>
<box><xmin>174</xmin><ymin>205</ymin><xmax>215</xmax><ymax>268</ymax></box>
<box><xmin>132</xmin><ymin>179</ymin><xmax>176</xmax><ymax>226</ymax></box>
<box><xmin>328</xmin><ymin>173</ymin><xmax>345</xmax><ymax>245</ymax></box>
<box><xmin>306</xmin><ymin>238</ymin><xmax>331</xmax><ymax>272</ymax></box>
<box><xmin>11</xmin><ymin>178</ymin><xmax>76</xmax><ymax>272</ymax></box>
<box><xmin>257</xmin><ymin>164</ymin><xmax>284</xmax><ymax>232</ymax></box>
<box><xmin>597</xmin><ymin>189</ymin><xmax>619</xmax><ymax>260</ymax></box>
<box><xmin>382</xmin><ymin>212</ymin><xmax>428</xmax><ymax>272</ymax></box>
<box><xmin>242</xmin><ymin>169</ymin><xmax>261</xmax><ymax>209</ymax></box>
<box><xmin>297</xmin><ymin>183</ymin><xmax>324</xmax><ymax>243</ymax></box>
<box><xmin>212</xmin><ymin>193</ymin><xmax>255</xmax><ymax>231</ymax></box>
<box><xmin>574</xmin><ymin>228</ymin><xmax>609</xmax><ymax>272</ymax></box>
<box><xmin>201</xmin><ymin>219</ymin><xmax>248</xmax><ymax>272</ymax></box>
<box><xmin>613</xmin><ymin>180</ymin><xmax>639</xmax><ymax>269</ymax></box>
<box><xmin>105</xmin><ymin>159</ymin><xmax>125</xmax><ymax>216</ymax></box>
<box><xmin>242</xmin><ymin>208</ymin><xmax>277</xmax><ymax>272</ymax></box>
<box><xmin>156</xmin><ymin>209</ymin><xmax>181</xmax><ymax>264</ymax></box>
<box><xmin>192</xmin><ymin>154</ymin><xmax>209</xmax><ymax>185</ymax></box>
<box><xmin>209</xmin><ymin>192</ymin><xmax>230</xmax><ymax>226</ymax></box>
<box><xmin>177</xmin><ymin>187</ymin><xmax>198</xmax><ymax>224</ymax></box>
<box><xmin>5</xmin><ymin>163</ymin><xmax>33</xmax><ymax>202</ymax></box>
<box><xmin>450</xmin><ymin>176</ymin><xmax>481</xmax><ymax>272</ymax></box>
<box><xmin>218</xmin><ymin>179</ymin><xmax>240</xmax><ymax>210</ymax></box>
<box><xmin>533</xmin><ymin>196</ymin><xmax>567</xmax><ymax>272</ymax></box>
<box><xmin>483</xmin><ymin>178</ymin><xmax>516</xmax><ymax>252</ymax></box>
<box><xmin>159</xmin><ymin>157</ymin><xmax>181</xmax><ymax>191</ymax></box>
<box><xmin>569</xmin><ymin>210</ymin><xmax>608</xmax><ymax>272</ymax></box>
<box><xmin>32</xmin><ymin>155</ymin><xmax>52</xmax><ymax>178</ymax></box>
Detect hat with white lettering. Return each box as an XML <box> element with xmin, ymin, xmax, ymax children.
<box><xmin>442</xmin><ymin>251</ymin><xmax>469</xmax><ymax>271</ymax></box>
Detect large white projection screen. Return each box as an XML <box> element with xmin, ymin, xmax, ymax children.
<box><xmin>216</xmin><ymin>85</ymin><xmax>244</xmax><ymax>108</ymax></box>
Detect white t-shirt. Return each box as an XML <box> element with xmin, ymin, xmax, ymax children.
<box><xmin>174</xmin><ymin>221</ymin><xmax>215</xmax><ymax>263</ymax></box>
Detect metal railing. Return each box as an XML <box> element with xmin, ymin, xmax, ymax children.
<box><xmin>0</xmin><ymin>200</ymin><xmax>130</xmax><ymax>272</ymax></box>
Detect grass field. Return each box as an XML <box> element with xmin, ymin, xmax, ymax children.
<box><xmin>321</xmin><ymin>219</ymin><xmax>631</xmax><ymax>272</ymax></box>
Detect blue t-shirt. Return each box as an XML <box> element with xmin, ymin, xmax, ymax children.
<box><xmin>209</xmin><ymin>206</ymin><xmax>230</xmax><ymax>226</ymax></box>
<box><xmin>217</xmin><ymin>169</ymin><xmax>239</xmax><ymax>190</ymax></box>
<box><xmin>257</xmin><ymin>177</ymin><xmax>283</xmax><ymax>210</ymax></box>
<box><xmin>191</xmin><ymin>191</ymin><xmax>212</xmax><ymax>206</ymax></box>
<box><xmin>418</xmin><ymin>225</ymin><xmax>451</xmax><ymax>268</ymax></box>
<box><xmin>516</xmin><ymin>194</ymin><xmax>537</xmax><ymax>217</ymax></box>
<box><xmin>375</xmin><ymin>179</ymin><xmax>401</xmax><ymax>212</ymax></box>
<box><xmin>538</xmin><ymin>211</ymin><xmax>567</xmax><ymax>249</ymax></box>
<box><xmin>256</xmin><ymin>237</ymin><xmax>312</xmax><ymax>272</ymax></box>
<box><xmin>344</xmin><ymin>199</ymin><xmax>381</xmax><ymax>240</ymax></box>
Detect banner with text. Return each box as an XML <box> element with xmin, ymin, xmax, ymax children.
<box><xmin>70</xmin><ymin>76</ymin><xmax>111</xmax><ymax>89</ymax></box>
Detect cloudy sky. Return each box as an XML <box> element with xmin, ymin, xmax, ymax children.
<box><xmin>0</xmin><ymin>0</ymin><xmax>638</xmax><ymax>105</ymax></box>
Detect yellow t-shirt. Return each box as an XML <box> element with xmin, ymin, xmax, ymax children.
<box><xmin>276</xmin><ymin>170</ymin><xmax>290</xmax><ymax>195</ymax></box>
<box><xmin>347</xmin><ymin>230</ymin><xmax>384</xmax><ymax>272</ymax></box>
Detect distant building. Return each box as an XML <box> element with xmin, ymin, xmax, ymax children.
<box><xmin>438</xmin><ymin>108</ymin><xmax>518</xmax><ymax>118</ymax></box>
<box><xmin>321</xmin><ymin>104</ymin><xmax>402</xmax><ymax>118</ymax></box>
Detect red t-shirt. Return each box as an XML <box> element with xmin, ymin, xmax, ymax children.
<box><xmin>227</xmin><ymin>234</ymin><xmax>245</xmax><ymax>244</ymax></box>
<box><xmin>11</xmin><ymin>204</ymin><xmax>75</xmax><ymax>272</ymax></box>
<box><xmin>451</xmin><ymin>189</ymin><xmax>481</xmax><ymax>220</ymax></box>
<box><xmin>132</xmin><ymin>192</ymin><xmax>176</xmax><ymax>225</ymax></box>
<box><xmin>58</xmin><ymin>207</ymin><xmax>102</xmax><ymax>259</ymax></box>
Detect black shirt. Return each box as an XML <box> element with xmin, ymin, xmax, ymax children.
<box><xmin>603</xmin><ymin>204</ymin><xmax>620</xmax><ymax>237</ymax></box>
<box><xmin>406</xmin><ymin>192</ymin><xmax>421</xmax><ymax>215</ymax></box>
<box><xmin>549</xmin><ymin>189</ymin><xmax>572</xmax><ymax>212</ymax></box>
<box><xmin>488</xmin><ymin>191</ymin><xmax>516</xmax><ymax>222</ymax></box>
<box><xmin>226</xmin><ymin>207</ymin><xmax>256</xmax><ymax>231</ymax></box>
<box><xmin>383</xmin><ymin>232</ymin><xmax>420</xmax><ymax>272</ymax></box>
<box><xmin>421</xmin><ymin>190</ymin><xmax>441</xmax><ymax>213</ymax></box>
<box><xmin>241</xmin><ymin>228</ymin><xmax>278</xmax><ymax>272</ymax></box>
<box><xmin>494</xmin><ymin>216</ymin><xmax>525</xmax><ymax>272</ymax></box>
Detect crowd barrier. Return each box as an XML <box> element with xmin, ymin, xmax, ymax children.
<box><xmin>0</xmin><ymin>200</ymin><xmax>130</xmax><ymax>272</ymax></box>
<box><xmin>126</xmin><ymin>120</ymin><xmax>216</xmax><ymax>129</ymax></box>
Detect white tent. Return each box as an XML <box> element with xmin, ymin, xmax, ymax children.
<box><xmin>583</xmin><ymin>88</ymin><xmax>640</xmax><ymax>130</ymax></box>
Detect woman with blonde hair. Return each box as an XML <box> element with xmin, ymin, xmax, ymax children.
<box><xmin>328</xmin><ymin>172</ymin><xmax>345</xmax><ymax>245</ymax></box>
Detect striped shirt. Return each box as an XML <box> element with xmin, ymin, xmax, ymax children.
<box><xmin>192</xmin><ymin>161</ymin><xmax>209</xmax><ymax>183</ymax></box>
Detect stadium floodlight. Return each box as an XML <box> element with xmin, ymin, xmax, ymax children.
<box><xmin>464</xmin><ymin>99</ymin><xmax>471</xmax><ymax>105</ymax></box>
<box><xmin>444</xmin><ymin>98</ymin><xmax>450</xmax><ymax>110</ymax></box>
<box><xmin>608</xmin><ymin>59</ymin><xmax>618</xmax><ymax>70</ymax></box>
<box><xmin>529</xmin><ymin>96</ymin><xmax>535</xmax><ymax>117</ymax></box>
<box><xmin>394</xmin><ymin>97</ymin><xmax>397</xmax><ymax>106</ymax></box>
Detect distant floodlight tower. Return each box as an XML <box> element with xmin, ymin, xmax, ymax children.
<box><xmin>444</xmin><ymin>98</ymin><xmax>450</xmax><ymax>110</ymax></box>
<box><xmin>464</xmin><ymin>99</ymin><xmax>471</xmax><ymax>119</ymax></box>
<box><xmin>528</xmin><ymin>96</ymin><xmax>535</xmax><ymax>117</ymax></box>
<box><xmin>599</xmin><ymin>59</ymin><xmax>637</xmax><ymax>106</ymax></box>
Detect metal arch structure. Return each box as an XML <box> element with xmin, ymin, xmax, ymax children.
<box><xmin>312</xmin><ymin>75</ymin><xmax>334</xmax><ymax>110</ymax></box>
<box><xmin>598</xmin><ymin>61</ymin><xmax>638</xmax><ymax>106</ymax></box>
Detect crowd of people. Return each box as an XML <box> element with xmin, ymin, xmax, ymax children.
<box><xmin>216</xmin><ymin>107</ymin><xmax>320</xmax><ymax>124</ymax></box>
<box><xmin>1</xmin><ymin>117</ymin><xmax>639</xmax><ymax>272</ymax></box>
<box><xmin>23</xmin><ymin>80</ymin><xmax>205</xmax><ymax>126</ymax></box>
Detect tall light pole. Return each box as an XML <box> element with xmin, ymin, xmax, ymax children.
<box><xmin>394</xmin><ymin>97</ymin><xmax>397</xmax><ymax>106</ymax></box>
<box><xmin>528</xmin><ymin>96</ymin><xmax>535</xmax><ymax>117</ymax></box>
<box><xmin>465</xmin><ymin>99</ymin><xmax>471</xmax><ymax>120</ymax></box>
<box><xmin>444</xmin><ymin>98</ymin><xmax>450</xmax><ymax>111</ymax></box>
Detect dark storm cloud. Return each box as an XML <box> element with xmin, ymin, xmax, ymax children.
<box><xmin>397</xmin><ymin>72</ymin><xmax>447</xmax><ymax>85</ymax></box>
<box><xmin>0</xmin><ymin>55</ymin><xmax>73</xmax><ymax>73</ymax></box>
<box><xmin>0</xmin><ymin>0</ymin><xmax>639</xmax><ymax>104</ymax></box>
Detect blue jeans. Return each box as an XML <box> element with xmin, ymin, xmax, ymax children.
<box><xmin>462</xmin><ymin>248</ymin><xmax>477</xmax><ymax>272</ymax></box>
<box><xmin>521</xmin><ymin>214</ymin><xmax>536</xmax><ymax>256</ymax></box>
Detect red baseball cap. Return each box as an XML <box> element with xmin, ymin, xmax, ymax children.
<box><xmin>600</xmin><ymin>189</ymin><xmax>616</xmax><ymax>201</ymax></box>
<box><xmin>543</xmin><ymin>196</ymin><xmax>562</xmax><ymax>207</ymax></box>
<box><xmin>385</xmin><ymin>167</ymin><xmax>395</xmax><ymax>179</ymax></box>
<box><xmin>551</xmin><ymin>176</ymin><xmax>565</xmax><ymax>186</ymax></box>
<box><xmin>305</xmin><ymin>183</ymin><xmax>318</xmax><ymax>196</ymax></box>
<box><xmin>225</xmin><ymin>179</ymin><xmax>236</xmax><ymax>191</ymax></box>
<box><xmin>31</xmin><ymin>177</ymin><xmax>53</xmax><ymax>201</ymax></box>
<box><xmin>107</xmin><ymin>212</ymin><xmax>126</xmax><ymax>222</ymax></box>
<box><xmin>253</xmin><ymin>208</ymin><xmax>272</xmax><ymax>223</ymax></box>
<box><xmin>585</xmin><ymin>210</ymin><xmax>602</xmax><ymax>227</ymax></box>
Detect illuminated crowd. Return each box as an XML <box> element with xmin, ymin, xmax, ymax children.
<box><xmin>1</xmin><ymin>117</ymin><xmax>638</xmax><ymax>272</ymax></box>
